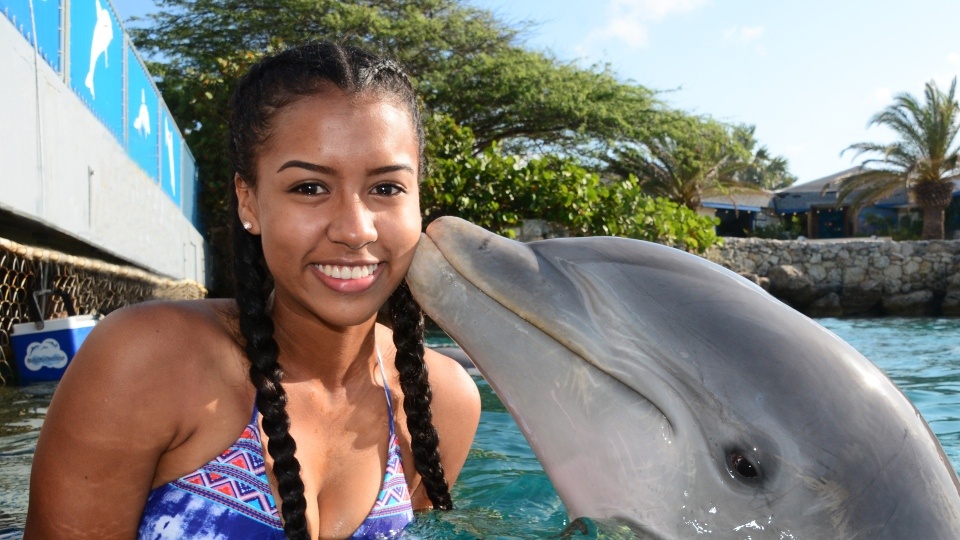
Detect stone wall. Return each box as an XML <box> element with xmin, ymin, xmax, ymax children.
<box><xmin>705</xmin><ymin>238</ymin><xmax>960</xmax><ymax>317</ymax></box>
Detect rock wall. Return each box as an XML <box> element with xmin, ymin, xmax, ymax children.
<box><xmin>705</xmin><ymin>238</ymin><xmax>960</xmax><ymax>317</ymax></box>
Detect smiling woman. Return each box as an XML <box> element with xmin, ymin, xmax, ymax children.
<box><xmin>24</xmin><ymin>42</ymin><xmax>480</xmax><ymax>540</ymax></box>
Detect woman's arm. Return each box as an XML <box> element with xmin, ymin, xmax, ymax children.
<box><xmin>25</xmin><ymin>304</ymin><xmax>191</xmax><ymax>539</ymax></box>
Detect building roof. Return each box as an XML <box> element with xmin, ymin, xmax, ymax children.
<box><xmin>775</xmin><ymin>167</ymin><xmax>864</xmax><ymax>195</ymax></box>
<box><xmin>773</xmin><ymin>167</ymin><xmax>864</xmax><ymax>213</ymax></box>
<box><xmin>701</xmin><ymin>190</ymin><xmax>774</xmax><ymax>213</ymax></box>
<box><xmin>772</xmin><ymin>168</ymin><xmax>960</xmax><ymax>213</ymax></box>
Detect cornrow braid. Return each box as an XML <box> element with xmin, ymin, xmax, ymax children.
<box><xmin>389</xmin><ymin>281</ymin><xmax>453</xmax><ymax>510</ymax></box>
<box><xmin>232</xmin><ymin>214</ymin><xmax>310</xmax><ymax>539</ymax></box>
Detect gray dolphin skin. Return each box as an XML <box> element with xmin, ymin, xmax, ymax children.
<box><xmin>407</xmin><ymin>216</ymin><xmax>960</xmax><ymax>539</ymax></box>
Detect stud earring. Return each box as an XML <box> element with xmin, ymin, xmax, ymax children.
<box><xmin>242</xmin><ymin>221</ymin><xmax>253</xmax><ymax>230</ymax></box>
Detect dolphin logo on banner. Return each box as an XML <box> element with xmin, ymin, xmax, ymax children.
<box><xmin>84</xmin><ymin>0</ymin><xmax>114</xmax><ymax>99</ymax></box>
<box><xmin>164</xmin><ymin>118</ymin><xmax>177</xmax><ymax>197</ymax></box>
<box><xmin>133</xmin><ymin>89</ymin><xmax>151</xmax><ymax>137</ymax></box>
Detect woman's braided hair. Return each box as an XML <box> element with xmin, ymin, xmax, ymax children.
<box><xmin>228</xmin><ymin>42</ymin><xmax>450</xmax><ymax>539</ymax></box>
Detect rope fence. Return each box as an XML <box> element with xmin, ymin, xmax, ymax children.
<box><xmin>0</xmin><ymin>237</ymin><xmax>206</xmax><ymax>385</ymax></box>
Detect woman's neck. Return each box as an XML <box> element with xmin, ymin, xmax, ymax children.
<box><xmin>268</xmin><ymin>293</ymin><xmax>381</xmax><ymax>390</ymax></box>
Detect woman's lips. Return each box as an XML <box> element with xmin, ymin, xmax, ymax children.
<box><xmin>311</xmin><ymin>263</ymin><xmax>383</xmax><ymax>293</ymax></box>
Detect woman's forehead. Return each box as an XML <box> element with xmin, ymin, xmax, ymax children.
<box><xmin>257</xmin><ymin>93</ymin><xmax>419</xmax><ymax>168</ymax></box>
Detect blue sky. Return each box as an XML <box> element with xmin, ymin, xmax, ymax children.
<box><xmin>116</xmin><ymin>0</ymin><xmax>960</xmax><ymax>184</ymax></box>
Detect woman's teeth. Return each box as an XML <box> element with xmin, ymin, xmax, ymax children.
<box><xmin>317</xmin><ymin>264</ymin><xmax>378</xmax><ymax>280</ymax></box>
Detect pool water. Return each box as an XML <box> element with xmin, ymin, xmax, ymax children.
<box><xmin>1</xmin><ymin>318</ymin><xmax>959</xmax><ymax>538</ymax></box>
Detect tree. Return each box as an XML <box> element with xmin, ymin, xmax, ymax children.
<box><xmin>605</xmin><ymin>115</ymin><xmax>757</xmax><ymax>211</ymax></box>
<box><xmin>129</xmin><ymin>0</ymin><xmax>664</xmax><ymax>232</ymax></box>
<box><xmin>731</xmin><ymin>124</ymin><xmax>797</xmax><ymax>190</ymax></box>
<box><xmin>839</xmin><ymin>78</ymin><xmax>960</xmax><ymax>240</ymax></box>
<box><xmin>421</xmin><ymin>47</ymin><xmax>659</xmax><ymax>152</ymax></box>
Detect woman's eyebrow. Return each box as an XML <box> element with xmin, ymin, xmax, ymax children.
<box><xmin>276</xmin><ymin>161</ymin><xmax>414</xmax><ymax>176</ymax></box>
<box><xmin>368</xmin><ymin>164</ymin><xmax>415</xmax><ymax>176</ymax></box>
<box><xmin>276</xmin><ymin>160</ymin><xmax>336</xmax><ymax>174</ymax></box>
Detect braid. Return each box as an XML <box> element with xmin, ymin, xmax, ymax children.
<box><xmin>389</xmin><ymin>281</ymin><xmax>453</xmax><ymax>510</ymax></box>
<box><xmin>232</xmin><ymin>215</ymin><xmax>310</xmax><ymax>539</ymax></box>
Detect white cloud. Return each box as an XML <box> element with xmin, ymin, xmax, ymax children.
<box><xmin>946</xmin><ymin>52</ymin><xmax>960</xmax><ymax>67</ymax></box>
<box><xmin>583</xmin><ymin>0</ymin><xmax>710</xmax><ymax>50</ymax></box>
<box><xmin>723</xmin><ymin>26</ymin><xmax>764</xmax><ymax>44</ymax></box>
<box><xmin>784</xmin><ymin>143</ymin><xmax>806</xmax><ymax>158</ymax></box>
<box><xmin>869</xmin><ymin>86</ymin><xmax>893</xmax><ymax>106</ymax></box>
<box><xmin>721</xmin><ymin>25</ymin><xmax>766</xmax><ymax>55</ymax></box>
<box><xmin>593</xmin><ymin>17</ymin><xmax>651</xmax><ymax>48</ymax></box>
<box><xmin>614</xmin><ymin>0</ymin><xmax>709</xmax><ymax>21</ymax></box>
<box><xmin>740</xmin><ymin>26</ymin><xmax>764</xmax><ymax>42</ymax></box>
<box><xmin>930</xmin><ymin>52</ymin><xmax>960</xmax><ymax>90</ymax></box>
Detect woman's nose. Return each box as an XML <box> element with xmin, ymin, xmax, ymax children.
<box><xmin>327</xmin><ymin>195</ymin><xmax>377</xmax><ymax>250</ymax></box>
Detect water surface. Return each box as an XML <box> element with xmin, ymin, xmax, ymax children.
<box><xmin>1</xmin><ymin>318</ymin><xmax>959</xmax><ymax>538</ymax></box>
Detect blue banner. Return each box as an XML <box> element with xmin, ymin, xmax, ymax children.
<box><xmin>160</xmin><ymin>107</ymin><xmax>183</xmax><ymax>208</ymax></box>
<box><xmin>69</xmin><ymin>0</ymin><xmax>123</xmax><ymax>141</ymax></box>
<box><xmin>126</xmin><ymin>46</ymin><xmax>159</xmax><ymax>181</ymax></box>
<box><xmin>181</xmin><ymin>145</ymin><xmax>199</xmax><ymax>227</ymax></box>
<box><xmin>1</xmin><ymin>0</ymin><xmax>62</xmax><ymax>71</ymax></box>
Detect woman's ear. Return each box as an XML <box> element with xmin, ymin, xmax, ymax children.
<box><xmin>235</xmin><ymin>174</ymin><xmax>261</xmax><ymax>235</ymax></box>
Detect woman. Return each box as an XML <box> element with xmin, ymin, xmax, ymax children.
<box><xmin>25</xmin><ymin>42</ymin><xmax>480</xmax><ymax>539</ymax></box>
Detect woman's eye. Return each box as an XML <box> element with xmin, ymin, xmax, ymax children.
<box><xmin>292</xmin><ymin>183</ymin><xmax>326</xmax><ymax>196</ymax></box>
<box><xmin>372</xmin><ymin>183</ymin><xmax>405</xmax><ymax>196</ymax></box>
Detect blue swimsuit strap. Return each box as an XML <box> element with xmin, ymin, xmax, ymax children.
<box><xmin>375</xmin><ymin>345</ymin><xmax>397</xmax><ymax>438</ymax></box>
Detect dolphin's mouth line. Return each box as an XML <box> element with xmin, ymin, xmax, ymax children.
<box><xmin>424</xmin><ymin>231</ymin><xmax>676</xmax><ymax>432</ymax></box>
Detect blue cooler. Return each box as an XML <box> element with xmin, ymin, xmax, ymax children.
<box><xmin>11</xmin><ymin>315</ymin><xmax>98</xmax><ymax>384</ymax></box>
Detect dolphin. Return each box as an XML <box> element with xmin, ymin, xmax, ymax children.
<box><xmin>84</xmin><ymin>0</ymin><xmax>114</xmax><ymax>99</ymax></box>
<box><xmin>164</xmin><ymin>118</ymin><xmax>176</xmax><ymax>196</ymax></box>
<box><xmin>133</xmin><ymin>89</ymin><xmax>152</xmax><ymax>137</ymax></box>
<box><xmin>407</xmin><ymin>216</ymin><xmax>960</xmax><ymax>539</ymax></box>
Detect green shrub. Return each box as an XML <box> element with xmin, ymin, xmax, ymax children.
<box><xmin>421</xmin><ymin>114</ymin><xmax>722</xmax><ymax>253</ymax></box>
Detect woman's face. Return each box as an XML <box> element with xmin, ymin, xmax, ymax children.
<box><xmin>237</xmin><ymin>89</ymin><xmax>422</xmax><ymax>328</ymax></box>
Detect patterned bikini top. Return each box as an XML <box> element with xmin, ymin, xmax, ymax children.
<box><xmin>137</xmin><ymin>352</ymin><xmax>414</xmax><ymax>539</ymax></box>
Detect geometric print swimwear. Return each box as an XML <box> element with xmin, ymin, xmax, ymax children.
<box><xmin>138</xmin><ymin>350</ymin><xmax>414</xmax><ymax>539</ymax></box>
<box><xmin>137</xmin><ymin>406</ymin><xmax>285</xmax><ymax>539</ymax></box>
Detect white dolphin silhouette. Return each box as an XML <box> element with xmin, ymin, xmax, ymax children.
<box><xmin>84</xmin><ymin>0</ymin><xmax>114</xmax><ymax>99</ymax></box>
<box><xmin>164</xmin><ymin>118</ymin><xmax>176</xmax><ymax>197</ymax></box>
<box><xmin>133</xmin><ymin>89</ymin><xmax>151</xmax><ymax>137</ymax></box>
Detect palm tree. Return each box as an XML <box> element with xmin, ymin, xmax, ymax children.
<box><xmin>608</xmin><ymin>117</ymin><xmax>758</xmax><ymax>211</ymax></box>
<box><xmin>732</xmin><ymin>124</ymin><xmax>798</xmax><ymax>191</ymax></box>
<box><xmin>839</xmin><ymin>78</ymin><xmax>960</xmax><ymax>240</ymax></box>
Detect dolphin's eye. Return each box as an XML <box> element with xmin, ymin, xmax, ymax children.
<box><xmin>730</xmin><ymin>452</ymin><xmax>758</xmax><ymax>479</ymax></box>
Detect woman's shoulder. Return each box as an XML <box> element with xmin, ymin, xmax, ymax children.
<box><xmin>98</xmin><ymin>297</ymin><xmax>237</xmax><ymax>337</ymax></box>
<box><xmin>422</xmin><ymin>346</ymin><xmax>481</xmax><ymax>452</ymax></box>
<box><xmin>64</xmin><ymin>298</ymin><xmax>246</xmax><ymax>394</ymax></box>
<box><xmin>423</xmin><ymin>346</ymin><xmax>479</xmax><ymax>409</ymax></box>
<box><xmin>93</xmin><ymin>298</ymin><xmax>238</xmax><ymax>351</ymax></box>
<box><xmin>26</xmin><ymin>299</ymin><xmax>250</xmax><ymax>536</ymax></box>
